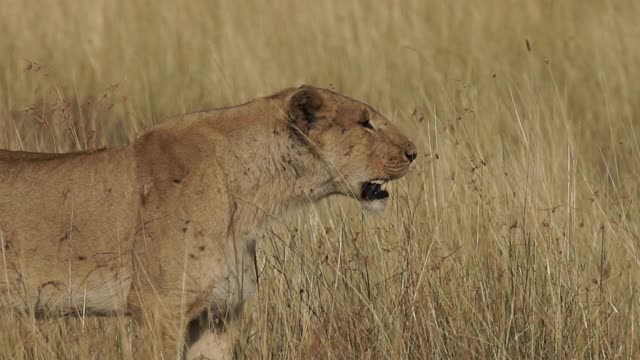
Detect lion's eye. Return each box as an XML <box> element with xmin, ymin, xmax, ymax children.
<box><xmin>360</xmin><ymin>119</ymin><xmax>374</xmax><ymax>130</ymax></box>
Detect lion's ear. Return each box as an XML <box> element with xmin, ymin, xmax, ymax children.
<box><xmin>287</xmin><ymin>87</ymin><xmax>324</xmax><ymax>135</ymax></box>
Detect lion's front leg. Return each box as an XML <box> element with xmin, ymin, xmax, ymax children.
<box><xmin>185</xmin><ymin>307</ymin><xmax>238</xmax><ymax>360</ymax></box>
<box><xmin>132</xmin><ymin>316</ymin><xmax>186</xmax><ymax>359</ymax></box>
<box><xmin>186</xmin><ymin>328</ymin><xmax>234</xmax><ymax>360</ymax></box>
<box><xmin>129</xmin><ymin>296</ymin><xmax>190</xmax><ymax>360</ymax></box>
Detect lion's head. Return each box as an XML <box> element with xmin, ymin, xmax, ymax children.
<box><xmin>285</xmin><ymin>85</ymin><xmax>417</xmax><ymax>211</ymax></box>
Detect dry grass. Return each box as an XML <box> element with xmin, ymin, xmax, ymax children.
<box><xmin>1</xmin><ymin>0</ymin><xmax>640</xmax><ymax>358</ymax></box>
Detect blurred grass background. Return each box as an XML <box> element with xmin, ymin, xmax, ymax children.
<box><xmin>1</xmin><ymin>0</ymin><xmax>640</xmax><ymax>358</ymax></box>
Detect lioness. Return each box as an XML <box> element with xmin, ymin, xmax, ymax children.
<box><xmin>0</xmin><ymin>85</ymin><xmax>416</xmax><ymax>359</ymax></box>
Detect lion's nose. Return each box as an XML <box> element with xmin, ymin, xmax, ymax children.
<box><xmin>405</xmin><ymin>141</ymin><xmax>417</xmax><ymax>163</ymax></box>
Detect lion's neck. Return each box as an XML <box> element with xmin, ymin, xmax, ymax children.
<box><xmin>211</xmin><ymin>107</ymin><xmax>334</xmax><ymax>227</ymax></box>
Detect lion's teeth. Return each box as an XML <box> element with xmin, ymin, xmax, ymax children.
<box><xmin>372</xmin><ymin>180</ymin><xmax>385</xmax><ymax>185</ymax></box>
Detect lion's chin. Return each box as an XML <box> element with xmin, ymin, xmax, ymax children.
<box><xmin>357</xmin><ymin>179</ymin><xmax>391</xmax><ymax>214</ymax></box>
<box><xmin>361</xmin><ymin>198</ymin><xmax>388</xmax><ymax>214</ymax></box>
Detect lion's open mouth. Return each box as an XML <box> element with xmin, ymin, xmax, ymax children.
<box><xmin>361</xmin><ymin>180</ymin><xmax>389</xmax><ymax>201</ymax></box>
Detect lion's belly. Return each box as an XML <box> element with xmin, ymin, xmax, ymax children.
<box><xmin>0</xmin><ymin>197</ymin><xmax>138</xmax><ymax>316</ymax></box>
<box><xmin>0</xmin><ymin>261</ymin><xmax>132</xmax><ymax>316</ymax></box>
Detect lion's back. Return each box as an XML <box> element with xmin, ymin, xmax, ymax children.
<box><xmin>0</xmin><ymin>147</ymin><xmax>140</xmax><ymax>248</ymax></box>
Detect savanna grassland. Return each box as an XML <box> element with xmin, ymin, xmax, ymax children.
<box><xmin>1</xmin><ymin>1</ymin><xmax>640</xmax><ymax>359</ymax></box>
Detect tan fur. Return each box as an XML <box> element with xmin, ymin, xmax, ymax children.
<box><xmin>0</xmin><ymin>85</ymin><xmax>416</xmax><ymax>359</ymax></box>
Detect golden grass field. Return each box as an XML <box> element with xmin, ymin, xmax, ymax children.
<box><xmin>1</xmin><ymin>0</ymin><xmax>640</xmax><ymax>358</ymax></box>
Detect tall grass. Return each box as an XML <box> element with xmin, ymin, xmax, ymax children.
<box><xmin>1</xmin><ymin>0</ymin><xmax>639</xmax><ymax>358</ymax></box>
